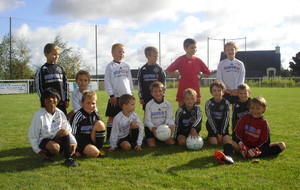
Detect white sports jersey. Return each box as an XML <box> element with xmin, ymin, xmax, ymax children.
<box><xmin>28</xmin><ymin>107</ymin><xmax>76</xmax><ymax>154</ymax></box>
<box><xmin>144</xmin><ymin>99</ymin><xmax>175</xmax><ymax>131</ymax></box>
<box><xmin>104</xmin><ymin>61</ymin><xmax>134</xmax><ymax>97</ymax></box>
<box><xmin>72</xmin><ymin>87</ymin><xmax>97</xmax><ymax>113</ymax></box>
<box><xmin>109</xmin><ymin>111</ymin><xmax>143</xmax><ymax>149</ymax></box>
<box><xmin>216</xmin><ymin>58</ymin><xmax>245</xmax><ymax>90</ymax></box>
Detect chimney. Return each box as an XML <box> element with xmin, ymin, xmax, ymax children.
<box><xmin>275</xmin><ymin>46</ymin><xmax>280</xmax><ymax>54</ymax></box>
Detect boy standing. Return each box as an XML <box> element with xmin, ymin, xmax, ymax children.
<box><xmin>108</xmin><ymin>94</ymin><xmax>143</xmax><ymax>151</ymax></box>
<box><xmin>105</xmin><ymin>43</ymin><xmax>134</xmax><ymax>143</ymax></box>
<box><xmin>144</xmin><ymin>81</ymin><xmax>175</xmax><ymax>147</ymax></box>
<box><xmin>70</xmin><ymin>90</ymin><xmax>106</xmax><ymax>158</ymax></box>
<box><xmin>166</xmin><ymin>38</ymin><xmax>211</xmax><ymax>107</ymax></box>
<box><xmin>137</xmin><ymin>46</ymin><xmax>166</xmax><ymax>110</ymax></box>
<box><xmin>216</xmin><ymin>41</ymin><xmax>245</xmax><ymax>104</ymax></box>
<box><xmin>174</xmin><ymin>88</ymin><xmax>202</xmax><ymax>146</ymax></box>
<box><xmin>35</xmin><ymin>43</ymin><xmax>70</xmax><ymax>115</ymax></box>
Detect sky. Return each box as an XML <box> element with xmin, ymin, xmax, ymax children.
<box><xmin>1</xmin><ymin>0</ymin><xmax>300</xmax><ymax>75</ymax></box>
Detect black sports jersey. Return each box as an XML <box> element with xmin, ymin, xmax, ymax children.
<box><xmin>35</xmin><ymin>63</ymin><xmax>70</xmax><ymax>102</ymax></box>
<box><xmin>232</xmin><ymin>98</ymin><xmax>250</xmax><ymax>131</ymax></box>
<box><xmin>137</xmin><ymin>63</ymin><xmax>166</xmax><ymax>103</ymax></box>
<box><xmin>205</xmin><ymin>98</ymin><xmax>230</xmax><ymax>135</ymax></box>
<box><xmin>174</xmin><ymin>104</ymin><xmax>202</xmax><ymax>138</ymax></box>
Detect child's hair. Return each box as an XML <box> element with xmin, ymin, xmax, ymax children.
<box><xmin>224</xmin><ymin>41</ymin><xmax>238</xmax><ymax>52</ymax></box>
<box><xmin>183</xmin><ymin>38</ymin><xmax>197</xmax><ymax>48</ymax></box>
<box><xmin>82</xmin><ymin>90</ymin><xmax>97</xmax><ymax>102</ymax></box>
<box><xmin>249</xmin><ymin>97</ymin><xmax>267</xmax><ymax>110</ymax></box>
<box><xmin>237</xmin><ymin>83</ymin><xmax>250</xmax><ymax>92</ymax></box>
<box><xmin>183</xmin><ymin>88</ymin><xmax>197</xmax><ymax>99</ymax></box>
<box><xmin>209</xmin><ymin>80</ymin><xmax>226</xmax><ymax>93</ymax></box>
<box><xmin>44</xmin><ymin>43</ymin><xmax>60</xmax><ymax>54</ymax></box>
<box><xmin>76</xmin><ymin>70</ymin><xmax>91</xmax><ymax>81</ymax></box>
<box><xmin>150</xmin><ymin>81</ymin><xmax>165</xmax><ymax>92</ymax></box>
<box><xmin>144</xmin><ymin>46</ymin><xmax>158</xmax><ymax>57</ymax></box>
<box><xmin>119</xmin><ymin>94</ymin><xmax>135</xmax><ymax>108</ymax></box>
<box><xmin>41</xmin><ymin>87</ymin><xmax>61</xmax><ymax>107</ymax></box>
<box><xmin>111</xmin><ymin>43</ymin><xmax>124</xmax><ymax>52</ymax></box>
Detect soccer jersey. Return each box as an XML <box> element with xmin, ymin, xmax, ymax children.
<box><xmin>235</xmin><ymin>113</ymin><xmax>270</xmax><ymax>150</ymax></box>
<box><xmin>109</xmin><ymin>112</ymin><xmax>143</xmax><ymax>149</ymax></box>
<box><xmin>174</xmin><ymin>104</ymin><xmax>202</xmax><ymax>138</ymax></box>
<box><xmin>104</xmin><ymin>61</ymin><xmax>134</xmax><ymax>97</ymax></box>
<box><xmin>216</xmin><ymin>58</ymin><xmax>245</xmax><ymax>90</ymax></box>
<box><xmin>166</xmin><ymin>55</ymin><xmax>211</xmax><ymax>102</ymax></box>
<box><xmin>205</xmin><ymin>98</ymin><xmax>230</xmax><ymax>135</ymax></box>
<box><xmin>28</xmin><ymin>107</ymin><xmax>76</xmax><ymax>154</ymax></box>
<box><xmin>144</xmin><ymin>99</ymin><xmax>174</xmax><ymax>131</ymax></box>
<box><xmin>35</xmin><ymin>63</ymin><xmax>70</xmax><ymax>102</ymax></box>
<box><xmin>232</xmin><ymin>98</ymin><xmax>250</xmax><ymax>130</ymax></box>
<box><xmin>137</xmin><ymin>63</ymin><xmax>166</xmax><ymax>103</ymax></box>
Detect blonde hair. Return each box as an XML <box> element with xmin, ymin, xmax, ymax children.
<box><xmin>224</xmin><ymin>41</ymin><xmax>238</xmax><ymax>52</ymax></box>
<box><xmin>237</xmin><ymin>83</ymin><xmax>250</xmax><ymax>92</ymax></box>
<box><xmin>82</xmin><ymin>90</ymin><xmax>97</xmax><ymax>102</ymax></box>
<box><xmin>111</xmin><ymin>43</ymin><xmax>124</xmax><ymax>52</ymax></box>
<box><xmin>183</xmin><ymin>88</ymin><xmax>197</xmax><ymax>99</ymax></box>
<box><xmin>150</xmin><ymin>81</ymin><xmax>165</xmax><ymax>92</ymax></box>
<box><xmin>76</xmin><ymin>70</ymin><xmax>91</xmax><ymax>81</ymax></box>
<box><xmin>249</xmin><ymin>97</ymin><xmax>267</xmax><ymax>109</ymax></box>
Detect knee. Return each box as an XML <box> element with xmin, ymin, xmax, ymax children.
<box><xmin>122</xmin><ymin>144</ymin><xmax>131</xmax><ymax>151</ymax></box>
<box><xmin>130</xmin><ymin>121</ymin><xmax>139</xmax><ymax>129</ymax></box>
<box><xmin>278</xmin><ymin>142</ymin><xmax>286</xmax><ymax>151</ymax></box>
<box><xmin>57</xmin><ymin>128</ymin><xmax>69</xmax><ymax>136</ymax></box>
<box><xmin>48</xmin><ymin>143</ymin><xmax>60</xmax><ymax>154</ymax></box>
<box><xmin>94</xmin><ymin>120</ymin><xmax>106</xmax><ymax>131</ymax></box>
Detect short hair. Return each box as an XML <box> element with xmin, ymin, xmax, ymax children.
<box><xmin>44</xmin><ymin>43</ymin><xmax>60</xmax><ymax>54</ymax></box>
<box><xmin>119</xmin><ymin>94</ymin><xmax>135</xmax><ymax>108</ymax></box>
<box><xmin>111</xmin><ymin>43</ymin><xmax>124</xmax><ymax>52</ymax></box>
<box><xmin>150</xmin><ymin>81</ymin><xmax>165</xmax><ymax>92</ymax></box>
<box><xmin>183</xmin><ymin>38</ymin><xmax>197</xmax><ymax>48</ymax></box>
<box><xmin>183</xmin><ymin>88</ymin><xmax>197</xmax><ymax>99</ymax></box>
<box><xmin>209</xmin><ymin>80</ymin><xmax>226</xmax><ymax>93</ymax></box>
<box><xmin>76</xmin><ymin>70</ymin><xmax>91</xmax><ymax>81</ymax></box>
<box><xmin>82</xmin><ymin>90</ymin><xmax>97</xmax><ymax>102</ymax></box>
<box><xmin>144</xmin><ymin>46</ymin><xmax>158</xmax><ymax>57</ymax></box>
<box><xmin>249</xmin><ymin>97</ymin><xmax>267</xmax><ymax>109</ymax></box>
<box><xmin>237</xmin><ymin>83</ymin><xmax>250</xmax><ymax>92</ymax></box>
<box><xmin>224</xmin><ymin>41</ymin><xmax>238</xmax><ymax>52</ymax></box>
<box><xmin>41</xmin><ymin>87</ymin><xmax>61</xmax><ymax>107</ymax></box>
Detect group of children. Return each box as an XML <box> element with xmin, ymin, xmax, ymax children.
<box><xmin>28</xmin><ymin>39</ymin><xmax>285</xmax><ymax>167</ymax></box>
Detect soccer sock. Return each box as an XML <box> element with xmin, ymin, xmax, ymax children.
<box><xmin>60</xmin><ymin>135</ymin><xmax>71</xmax><ymax>159</ymax></box>
<box><xmin>95</xmin><ymin>130</ymin><xmax>106</xmax><ymax>149</ymax></box>
<box><xmin>130</xmin><ymin>128</ymin><xmax>139</xmax><ymax>144</ymax></box>
<box><xmin>106</xmin><ymin>123</ymin><xmax>112</xmax><ymax>140</ymax></box>
<box><xmin>224</xmin><ymin>143</ymin><xmax>233</xmax><ymax>157</ymax></box>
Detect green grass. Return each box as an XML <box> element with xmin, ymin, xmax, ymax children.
<box><xmin>0</xmin><ymin>87</ymin><xmax>299</xmax><ymax>190</ymax></box>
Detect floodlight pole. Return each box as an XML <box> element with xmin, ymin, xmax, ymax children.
<box><xmin>95</xmin><ymin>25</ymin><xmax>98</xmax><ymax>78</ymax></box>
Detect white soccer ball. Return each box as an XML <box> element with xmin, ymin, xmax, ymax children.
<box><xmin>186</xmin><ymin>135</ymin><xmax>204</xmax><ymax>150</ymax></box>
<box><xmin>156</xmin><ymin>124</ymin><xmax>171</xmax><ymax>141</ymax></box>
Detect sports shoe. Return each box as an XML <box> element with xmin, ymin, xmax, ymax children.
<box><xmin>214</xmin><ymin>151</ymin><xmax>234</xmax><ymax>165</ymax></box>
<box><xmin>64</xmin><ymin>158</ymin><xmax>79</xmax><ymax>167</ymax></box>
<box><xmin>238</xmin><ymin>141</ymin><xmax>249</xmax><ymax>158</ymax></box>
<box><xmin>247</xmin><ymin>148</ymin><xmax>262</xmax><ymax>157</ymax></box>
<box><xmin>98</xmin><ymin>149</ymin><xmax>107</xmax><ymax>158</ymax></box>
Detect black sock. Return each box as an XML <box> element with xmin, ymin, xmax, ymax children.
<box><xmin>130</xmin><ymin>128</ymin><xmax>139</xmax><ymax>145</ymax></box>
<box><xmin>60</xmin><ymin>135</ymin><xmax>71</xmax><ymax>159</ymax></box>
<box><xmin>95</xmin><ymin>130</ymin><xmax>105</xmax><ymax>150</ymax></box>
<box><xmin>224</xmin><ymin>143</ymin><xmax>233</xmax><ymax>157</ymax></box>
<box><xmin>106</xmin><ymin>123</ymin><xmax>112</xmax><ymax>140</ymax></box>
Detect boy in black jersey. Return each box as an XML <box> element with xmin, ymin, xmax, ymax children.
<box><xmin>35</xmin><ymin>43</ymin><xmax>70</xmax><ymax>115</ymax></box>
<box><xmin>70</xmin><ymin>90</ymin><xmax>106</xmax><ymax>158</ymax></box>
<box><xmin>137</xmin><ymin>46</ymin><xmax>166</xmax><ymax>110</ymax></box>
<box><xmin>174</xmin><ymin>88</ymin><xmax>202</xmax><ymax>146</ymax></box>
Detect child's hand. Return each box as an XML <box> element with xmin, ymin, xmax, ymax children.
<box><xmin>169</xmin><ymin>125</ymin><xmax>175</xmax><ymax>135</ymax></box>
<box><xmin>65</xmin><ymin>101</ymin><xmax>69</xmax><ymax>108</ymax></box>
<box><xmin>139</xmin><ymin>99</ymin><xmax>145</xmax><ymax>105</ymax></box>
<box><xmin>108</xmin><ymin>147</ymin><xmax>115</xmax><ymax>152</ymax></box>
<box><xmin>189</xmin><ymin>128</ymin><xmax>198</xmax><ymax>137</ymax></box>
<box><xmin>217</xmin><ymin>134</ymin><xmax>222</xmax><ymax>143</ymax></box>
<box><xmin>70</xmin><ymin>144</ymin><xmax>77</xmax><ymax>156</ymax></box>
<box><xmin>109</xmin><ymin>97</ymin><xmax>118</xmax><ymax>107</ymax></box>
<box><xmin>134</xmin><ymin>145</ymin><xmax>142</xmax><ymax>151</ymax></box>
<box><xmin>38</xmin><ymin>150</ymin><xmax>49</xmax><ymax>159</ymax></box>
<box><xmin>231</xmin><ymin>90</ymin><xmax>237</xmax><ymax>96</ymax></box>
<box><xmin>152</xmin><ymin>127</ymin><xmax>157</xmax><ymax>137</ymax></box>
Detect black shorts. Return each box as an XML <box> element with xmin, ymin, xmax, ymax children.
<box><xmin>206</xmin><ymin>123</ymin><xmax>229</xmax><ymax>138</ymax></box>
<box><xmin>223</xmin><ymin>93</ymin><xmax>238</xmax><ymax>104</ymax></box>
<box><xmin>105</xmin><ymin>98</ymin><xmax>122</xmax><ymax>117</ymax></box>
<box><xmin>175</xmin><ymin>127</ymin><xmax>200</xmax><ymax>139</ymax></box>
<box><xmin>117</xmin><ymin>134</ymin><xmax>135</xmax><ymax>148</ymax></box>
<box><xmin>76</xmin><ymin>136</ymin><xmax>94</xmax><ymax>155</ymax></box>
<box><xmin>144</xmin><ymin>127</ymin><xmax>156</xmax><ymax>139</ymax></box>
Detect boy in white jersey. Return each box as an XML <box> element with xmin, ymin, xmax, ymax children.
<box><xmin>144</xmin><ymin>81</ymin><xmax>175</xmax><ymax>147</ymax></box>
<box><xmin>109</xmin><ymin>94</ymin><xmax>143</xmax><ymax>151</ymax></box>
<box><xmin>104</xmin><ymin>43</ymin><xmax>134</xmax><ymax>144</ymax></box>
<box><xmin>216</xmin><ymin>41</ymin><xmax>245</xmax><ymax>104</ymax></box>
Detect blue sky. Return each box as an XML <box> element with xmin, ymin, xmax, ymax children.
<box><xmin>1</xmin><ymin>0</ymin><xmax>300</xmax><ymax>74</ymax></box>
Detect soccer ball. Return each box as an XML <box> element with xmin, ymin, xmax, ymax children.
<box><xmin>156</xmin><ymin>124</ymin><xmax>171</xmax><ymax>141</ymax></box>
<box><xmin>186</xmin><ymin>135</ymin><xmax>204</xmax><ymax>150</ymax></box>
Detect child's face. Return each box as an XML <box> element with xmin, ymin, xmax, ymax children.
<box><xmin>183</xmin><ymin>93</ymin><xmax>196</xmax><ymax>109</ymax></box>
<box><xmin>150</xmin><ymin>87</ymin><xmax>165</xmax><ymax>102</ymax></box>
<box><xmin>224</xmin><ymin>45</ymin><xmax>237</xmax><ymax>60</ymax></box>
<box><xmin>123</xmin><ymin>99</ymin><xmax>136</xmax><ymax>113</ymax></box>
<box><xmin>112</xmin><ymin>46</ymin><xmax>125</xmax><ymax>62</ymax></box>
<box><xmin>184</xmin><ymin>44</ymin><xmax>197</xmax><ymax>57</ymax></box>
<box><xmin>211</xmin><ymin>86</ymin><xmax>224</xmax><ymax>101</ymax></box>
<box><xmin>45</xmin><ymin>49</ymin><xmax>60</xmax><ymax>64</ymax></box>
<box><xmin>249</xmin><ymin>103</ymin><xmax>266</xmax><ymax>118</ymax></box>
<box><xmin>44</xmin><ymin>96</ymin><xmax>58</xmax><ymax>112</ymax></box>
<box><xmin>76</xmin><ymin>75</ymin><xmax>90</xmax><ymax>92</ymax></box>
<box><xmin>237</xmin><ymin>89</ymin><xmax>250</xmax><ymax>102</ymax></box>
<box><xmin>146</xmin><ymin>52</ymin><xmax>158</xmax><ymax>65</ymax></box>
<box><xmin>81</xmin><ymin>96</ymin><xmax>97</xmax><ymax>114</ymax></box>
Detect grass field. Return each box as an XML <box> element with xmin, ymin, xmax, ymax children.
<box><xmin>0</xmin><ymin>87</ymin><xmax>299</xmax><ymax>190</ymax></box>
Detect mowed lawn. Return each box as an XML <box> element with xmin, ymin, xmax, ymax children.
<box><xmin>0</xmin><ymin>87</ymin><xmax>299</xmax><ymax>190</ymax></box>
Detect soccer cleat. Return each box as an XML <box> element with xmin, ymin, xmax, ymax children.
<box><xmin>238</xmin><ymin>141</ymin><xmax>249</xmax><ymax>158</ymax></box>
<box><xmin>98</xmin><ymin>149</ymin><xmax>107</xmax><ymax>158</ymax></box>
<box><xmin>247</xmin><ymin>148</ymin><xmax>262</xmax><ymax>157</ymax></box>
<box><xmin>214</xmin><ymin>151</ymin><xmax>234</xmax><ymax>165</ymax></box>
<box><xmin>64</xmin><ymin>158</ymin><xmax>79</xmax><ymax>167</ymax></box>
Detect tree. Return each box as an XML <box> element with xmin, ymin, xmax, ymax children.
<box><xmin>0</xmin><ymin>34</ymin><xmax>33</xmax><ymax>79</ymax></box>
<box><xmin>280</xmin><ymin>66</ymin><xmax>292</xmax><ymax>77</ymax></box>
<box><xmin>289</xmin><ymin>52</ymin><xmax>300</xmax><ymax>77</ymax></box>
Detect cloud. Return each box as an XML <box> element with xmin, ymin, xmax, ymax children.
<box><xmin>0</xmin><ymin>0</ymin><xmax>25</xmax><ymax>12</ymax></box>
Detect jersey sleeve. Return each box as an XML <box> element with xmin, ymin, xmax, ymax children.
<box><xmin>205</xmin><ymin>100</ymin><xmax>219</xmax><ymax>134</ymax></box>
<box><xmin>104</xmin><ymin>64</ymin><xmax>114</xmax><ymax>96</ymax></box>
<box><xmin>144</xmin><ymin>102</ymin><xmax>155</xmax><ymax>131</ymax></box>
<box><xmin>165</xmin><ymin>102</ymin><xmax>175</xmax><ymax>126</ymax></box>
<box><xmin>62</xmin><ymin>67</ymin><xmax>70</xmax><ymax>101</ymax></box>
<box><xmin>72</xmin><ymin>89</ymin><xmax>81</xmax><ymax>113</ymax></box>
<box><xmin>137</xmin><ymin>67</ymin><xmax>144</xmax><ymax>99</ymax></box>
<box><xmin>166</xmin><ymin>57</ymin><xmax>180</xmax><ymax>72</ymax></box>
<box><xmin>35</xmin><ymin>68</ymin><xmax>43</xmax><ymax>99</ymax></box>
<box><xmin>191</xmin><ymin>106</ymin><xmax>202</xmax><ymax>131</ymax></box>
<box><xmin>28</xmin><ymin>112</ymin><xmax>43</xmax><ymax>154</ymax></box>
<box><xmin>220</xmin><ymin>100</ymin><xmax>230</xmax><ymax>134</ymax></box>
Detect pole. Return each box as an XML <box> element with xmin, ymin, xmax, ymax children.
<box><xmin>159</xmin><ymin>32</ymin><xmax>161</xmax><ymax>65</ymax></box>
<box><xmin>207</xmin><ymin>37</ymin><xmax>209</xmax><ymax>69</ymax></box>
<box><xmin>9</xmin><ymin>17</ymin><xmax>12</xmax><ymax>79</ymax></box>
<box><xmin>95</xmin><ymin>25</ymin><xmax>98</xmax><ymax>78</ymax></box>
